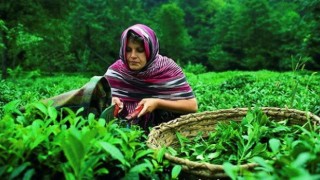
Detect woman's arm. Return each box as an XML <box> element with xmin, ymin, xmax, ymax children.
<box><xmin>137</xmin><ymin>98</ymin><xmax>198</xmax><ymax>118</ymax></box>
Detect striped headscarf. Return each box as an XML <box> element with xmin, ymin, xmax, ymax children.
<box><xmin>104</xmin><ymin>24</ymin><xmax>194</xmax><ymax>113</ymax></box>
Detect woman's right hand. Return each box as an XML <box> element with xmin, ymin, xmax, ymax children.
<box><xmin>112</xmin><ymin>97</ymin><xmax>124</xmax><ymax>113</ymax></box>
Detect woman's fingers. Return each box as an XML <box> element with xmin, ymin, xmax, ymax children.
<box><xmin>137</xmin><ymin>105</ymin><xmax>147</xmax><ymax>118</ymax></box>
<box><xmin>112</xmin><ymin>97</ymin><xmax>123</xmax><ymax>112</ymax></box>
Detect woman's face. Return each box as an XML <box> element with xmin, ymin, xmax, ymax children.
<box><xmin>126</xmin><ymin>39</ymin><xmax>147</xmax><ymax>71</ymax></box>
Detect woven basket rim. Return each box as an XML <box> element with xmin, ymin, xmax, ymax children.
<box><xmin>147</xmin><ymin>107</ymin><xmax>320</xmax><ymax>177</ymax></box>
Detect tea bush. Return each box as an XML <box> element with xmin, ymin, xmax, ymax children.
<box><xmin>0</xmin><ymin>101</ymin><xmax>172</xmax><ymax>179</ymax></box>
<box><xmin>0</xmin><ymin>69</ymin><xmax>319</xmax><ymax>179</ymax></box>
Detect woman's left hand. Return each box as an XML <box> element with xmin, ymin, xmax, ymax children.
<box><xmin>136</xmin><ymin>97</ymin><xmax>198</xmax><ymax>118</ymax></box>
<box><xmin>137</xmin><ymin>98</ymin><xmax>159</xmax><ymax>118</ymax></box>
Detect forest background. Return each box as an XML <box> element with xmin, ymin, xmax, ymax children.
<box><xmin>1</xmin><ymin>0</ymin><xmax>320</xmax><ymax>79</ymax></box>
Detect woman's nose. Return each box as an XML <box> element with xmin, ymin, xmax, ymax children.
<box><xmin>131</xmin><ymin>50</ymin><xmax>137</xmax><ymax>58</ymax></box>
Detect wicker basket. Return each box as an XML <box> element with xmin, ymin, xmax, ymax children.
<box><xmin>147</xmin><ymin>107</ymin><xmax>320</xmax><ymax>178</ymax></box>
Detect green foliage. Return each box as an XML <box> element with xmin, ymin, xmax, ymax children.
<box><xmin>69</xmin><ymin>0</ymin><xmax>148</xmax><ymax>73</ymax></box>
<box><xmin>208</xmin><ymin>45</ymin><xmax>235</xmax><ymax>71</ymax></box>
<box><xmin>246</xmin><ymin>123</ymin><xmax>320</xmax><ymax>179</ymax></box>
<box><xmin>172</xmin><ymin>108</ymin><xmax>320</xmax><ymax>179</ymax></box>
<box><xmin>0</xmin><ymin>73</ymin><xmax>90</xmax><ymax>114</ymax></box>
<box><xmin>190</xmin><ymin>70</ymin><xmax>320</xmax><ymax>116</ymax></box>
<box><xmin>172</xmin><ymin>108</ymin><xmax>293</xmax><ymax>164</ymax></box>
<box><xmin>183</xmin><ymin>61</ymin><xmax>207</xmax><ymax>74</ymax></box>
<box><xmin>155</xmin><ymin>2</ymin><xmax>191</xmax><ymax>62</ymax></box>
<box><xmin>0</xmin><ymin>69</ymin><xmax>319</xmax><ymax>178</ymax></box>
<box><xmin>1</xmin><ymin>0</ymin><xmax>320</xmax><ymax>73</ymax></box>
<box><xmin>0</xmin><ymin>101</ymin><xmax>172</xmax><ymax>179</ymax></box>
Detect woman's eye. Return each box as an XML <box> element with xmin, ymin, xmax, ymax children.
<box><xmin>137</xmin><ymin>48</ymin><xmax>144</xmax><ymax>53</ymax></box>
<box><xmin>126</xmin><ymin>48</ymin><xmax>132</xmax><ymax>52</ymax></box>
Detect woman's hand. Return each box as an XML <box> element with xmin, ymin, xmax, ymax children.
<box><xmin>137</xmin><ymin>98</ymin><xmax>159</xmax><ymax>118</ymax></box>
<box><xmin>112</xmin><ymin>97</ymin><xmax>124</xmax><ymax>113</ymax></box>
<box><xmin>137</xmin><ymin>98</ymin><xmax>198</xmax><ymax>118</ymax></box>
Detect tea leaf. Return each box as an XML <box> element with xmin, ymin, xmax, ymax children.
<box><xmin>80</xmin><ymin>155</ymin><xmax>101</xmax><ymax>177</ymax></box>
<box><xmin>100</xmin><ymin>142</ymin><xmax>125</xmax><ymax>164</ymax></box>
<box><xmin>61</xmin><ymin>130</ymin><xmax>85</xmax><ymax>176</ymax></box>
<box><xmin>223</xmin><ymin>162</ymin><xmax>237</xmax><ymax>180</ymax></box>
<box><xmin>122</xmin><ymin>172</ymin><xmax>139</xmax><ymax>180</ymax></box>
<box><xmin>196</xmin><ymin>154</ymin><xmax>204</xmax><ymax>160</ymax></box>
<box><xmin>23</xmin><ymin>168</ymin><xmax>35</xmax><ymax>180</ymax></box>
<box><xmin>95</xmin><ymin>168</ymin><xmax>109</xmax><ymax>175</ymax></box>
<box><xmin>48</xmin><ymin>106</ymin><xmax>57</xmax><ymax>120</ymax></box>
<box><xmin>134</xmin><ymin>149</ymin><xmax>153</xmax><ymax>162</ymax></box>
<box><xmin>207</xmin><ymin>152</ymin><xmax>220</xmax><ymax>159</ymax></box>
<box><xmin>292</xmin><ymin>152</ymin><xmax>311</xmax><ymax>167</ymax></box>
<box><xmin>97</xmin><ymin>118</ymin><xmax>106</xmax><ymax>127</ymax></box>
<box><xmin>115</xmin><ymin>128</ymin><xmax>128</xmax><ymax>143</ymax></box>
<box><xmin>9</xmin><ymin>162</ymin><xmax>31</xmax><ymax>179</ymax></box>
<box><xmin>129</xmin><ymin>163</ymin><xmax>151</xmax><ymax>173</ymax></box>
<box><xmin>171</xmin><ymin>165</ymin><xmax>182</xmax><ymax>179</ymax></box>
<box><xmin>33</xmin><ymin>102</ymin><xmax>48</xmax><ymax>116</ymax></box>
<box><xmin>269</xmin><ymin>138</ymin><xmax>281</xmax><ymax>153</ymax></box>
<box><xmin>3</xmin><ymin>100</ymin><xmax>21</xmax><ymax>114</ymax></box>
<box><xmin>252</xmin><ymin>157</ymin><xmax>273</xmax><ymax>172</ymax></box>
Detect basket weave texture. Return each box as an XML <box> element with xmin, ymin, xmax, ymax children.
<box><xmin>147</xmin><ymin>107</ymin><xmax>320</xmax><ymax>178</ymax></box>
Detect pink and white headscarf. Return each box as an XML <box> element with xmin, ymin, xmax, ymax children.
<box><xmin>104</xmin><ymin>24</ymin><xmax>194</xmax><ymax>114</ymax></box>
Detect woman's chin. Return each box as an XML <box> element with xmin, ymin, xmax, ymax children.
<box><xmin>129</xmin><ymin>65</ymin><xmax>143</xmax><ymax>71</ymax></box>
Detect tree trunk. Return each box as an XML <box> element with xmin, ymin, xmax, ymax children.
<box><xmin>1</xmin><ymin>31</ymin><xmax>8</xmax><ymax>79</ymax></box>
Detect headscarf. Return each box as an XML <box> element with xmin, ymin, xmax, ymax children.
<box><xmin>105</xmin><ymin>24</ymin><xmax>194</xmax><ymax>105</ymax></box>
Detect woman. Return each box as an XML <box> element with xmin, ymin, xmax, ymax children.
<box><xmin>105</xmin><ymin>24</ymin><xmax>197</xmax><ymax>130</ymax></box>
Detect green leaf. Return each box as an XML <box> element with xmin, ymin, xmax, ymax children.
<box><xmin>251</xmin><ymin>143</ymin><xmax>267</xmax><ymax>157</ymax></box>
<box><xmin>100</xmin><ymin>142</ymin><xmax>125</xmax><ymax>164</ymax></box>
<box><xmin>79</xmin><ymin>155</ymin><xmax>101</xmax><ymax>178</ymax></box>
<box><xmin>115</xmin><ymin>128</ymin><xmax>128</xmax><ymax>143</ymax></box>
<box><xmin>292</xmin><ymin>152</ymin><xmax>311</xmax><ymax>167</ymax></box>
<box><xmin>269</xmin><ymin>138</ymin><xmax>280</xmax><ymax>153</ymax></box>
<box><xmin>122</xmin><ymin>172</ymin><xmax>139</xmax><ymax>180</ymax></box>
<box><xmin>33</xmin><ymin>102</ymin><xmax>48</xmax><ymax>116</ymax></box>
<box><xmin>0</xmin><ymin>165</ymin><xmax>7</xmax><ymax>176</ymax></box>
<box><xmin>98</xmin><ymin>118</ymin><xmax>106</xmax><ymax>127</ymax></box>
<box><xmin>222</xmin><ymin>162</ymin><xmax>237</xmax><ymax>180</ymax></box>
<box><xmin>252</xmin><ymin>157</ymin><xmax>273</xmax><ymax>172</ymax></box>
<box><xmin>167</xmin><ymin>147</ymin><xmax>177</xmax><ymax>156</ymax></box>
<box><xmin>48</xmin><ymin>106</ymin><xmax>58</xmax><ymax>120</ymax></box>
<box><xmin>156</xmin><ymin>147</ymin><xmax>167</xmax><ymax>162</ymax></box>
<box><xmin>3</xmin><ymin>100</ymin><xmax>21</xmax><ymax>114</ymax></box>
<box><xmin>61</xmin><ymin>130</ymin><xmax>85</xmax><ymax>176</ymax></box>
<box><xmin>171</xmin><ymin>165</ymin><xmax>182</xmax><ymax>179</ymax></box>
<box><xmin>95</xmin><ymin>168</ymin><xmax>109</xmax><ymax>175</ymax></box>
<box><xmin>196</xmin><ymin>154</ymin><xmax>204</xmax><ymax>160</ymax></box>
<box><xmin>134</xmin><ymin>149</ymin><xmax>153</xmax><ymax>162</ymax></box>
<box><xmin>31</xmin><ymin>119</ymin><xmax>44</xmax><ymax>128</ymax></box>
<box><xmin>10</xmin><ymin>162</ymin><xmax>31</xmax><ymax>179</ymax></box>
<box><xmin>129</xmin><ymin>163</ymin><xmax>151</xmax><ymax>173</ymax></box>
<box><xmin>76</xmin><ymin>107</ymin><xmax>84</xmax><ymax>115</ymax></box>
<box><xmin>64</xmin><ymin>172</ymin><xmax>76</xmax><ymax>180</ymax></box>
<box><xmin>207</xmin><ymin>151</ymin><xmax>220</xmax><ymax>159</ymax></box>
<box><xmin>23</xmin><ymin>168</ymin><xmax>35</xmax><ymax>180</ymax></box>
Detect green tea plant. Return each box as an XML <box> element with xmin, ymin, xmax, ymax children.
<box><xmin>1</xmin><ymin>70</ymin><xmax>319</xmax><ymax>179</ymax></box>
<box><xmin>237</xmin><ymin>118</ymin><xmax>320</xmax><ymax>179</ymax></box>
<box><xmin>190</xmin><ymin>71</ymin><xmax>320</xmax><ymax>115</ymax></box>
<box><xmin>171</xmin><ymin>108</ymin><xmax>301</xmax><ymax>165</ymax></box>
<box><xmin>0</xmin><ymin>101</ymin><xmax>173</xmax><ymax>179</ymax></box>
<box><xmin>169</xmin><ymin>107</ymin><xmax>320</xmax><ymax>179</ymax></box>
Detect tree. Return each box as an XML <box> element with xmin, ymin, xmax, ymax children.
<box><xmin>0</xmin><ymin>0</ymin><xmax>76</xmax><ymax>76</ymax></box>
<box><xmin>175</xmin><ymin>0</ymin><xmax>226</xmax><ymax>67</ymax></box>
<box><xmin>154</xmin><ymin>3</ymin><xmax>190</xmax><ymax>64</ymax></box>
<box><xmin>295</xmin><ymin>0</ymin><xmax>320</xmax><ymax>70</ymax></box>
<box><xmin>0</xmin><ymin>19</ymin><xmax>8</xmax><ymax>78</ymax></box>
<box><xmin>69</xmin><ymin>0</ymin><xmax>148</xmax><ymax>73</ymax></box>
